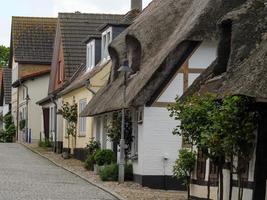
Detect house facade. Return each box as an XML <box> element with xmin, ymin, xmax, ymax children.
<box><xmin>182</xmin><ymin>1</ymin><xmax>267</xmax><ymax>199</ymax></box>
<box><xmin>80</xmin><ymin>0</ymin><xmax>247</xmax><ymax>190</ymax></box>
<box><xmin>9</xmin><ymin>17</ymin><xmax>57</xmax><ymax>143</ymax></box>
<box><xmin>37</xmin><ymin>12</ymin><xmax>123</xmax><ymax>153</ymax></box>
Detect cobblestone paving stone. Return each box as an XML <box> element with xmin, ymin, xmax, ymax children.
<box><xmin>0</xmin><ymin>143</ymin><xmax>117</xmax><ymax>200</ymax></box>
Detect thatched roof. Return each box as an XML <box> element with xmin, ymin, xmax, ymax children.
<box><xmin>183</xmin><ymin>0</ymin><xmax>267</xmax><ymax>101</ymax></box>
<box><xmin>81</xmin><ymin>0</ymin><xmax>247</xmax><ymax>117</ymax></box>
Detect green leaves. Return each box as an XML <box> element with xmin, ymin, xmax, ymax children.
<box><xmin>173</xmin><ymin>149</ymin><xmax>196</xmax><ymax>185</ymax></box>
<box><xmin>58</xmin><ymin>102</ymin><xmax>78</xmax><ymax>137</ymax></box>
<box><xmin>0</xmin><ymin>45</ymin><xmax>9</xmax><ymax>67</ymax></box>
<box><xmin>169</xmin><ymin>94</ymin><xmax>257</xmax><ymax>168</ymax></box>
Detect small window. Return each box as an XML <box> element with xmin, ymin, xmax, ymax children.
<box><xmin>79</xmin><ymin>99</ymin><xmax>87</xmax><ymax>136</ymax></box>
<box><xmin>197</xmin><ymin>150</ymin><xmax>207</xmax><ymax>180</ymax></box>
<box><xmin>86</xmin><ymin>41</ymin><xmax>95</xmax><ymax>70</ymax></box>
<box><xmin>102</xmin><ymin>28</ymin><xmax>113</xmax><ymax>60</ymax></box>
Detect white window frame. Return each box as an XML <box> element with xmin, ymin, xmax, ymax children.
<box><xmin>79</xmin><ymin>99</ymin><xmax>87</xmax><ymax>136</ymax></box>
<box><xmin>101</xmin><ymin>27</ymin><xmax>113</xmax><ymax>60</ymax></box>
<box><xmin>86</xmin><ymin>40</ymin><xmax>95</xmax><ymax>71</ymax></box>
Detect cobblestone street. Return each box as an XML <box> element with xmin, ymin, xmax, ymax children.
<box><xmin>0</xmin><ymin>143</ymin><xmax>117</xmax><ymax>200</ymax></box>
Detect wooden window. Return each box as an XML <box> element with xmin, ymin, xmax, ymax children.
<box><xmin>86</xmin><ymin>41</ymin><xmax>95</xmax><ymax>70</ymax></box>
<box><xmin>197</xmin><ymin>150</ymin><xmax>206</xmax><ymax>180</ymax></box>
<box><xmin>79</xmin><ymin>99</ymin><xmax>87</xmax><ymax>136</ymax></box>
<box><xmin>102</xmin><ymin>28</ymin><xmax>112</xmax><ymax>60</ymax></box>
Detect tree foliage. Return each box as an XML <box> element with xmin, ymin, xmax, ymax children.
<box><xmin>58</xmin><ymin>102</ymin><xmax>78</xmax><ymax>150</ymax></box>
<box><xmin>0</xmin><ymin>45</ymin><xmax>9</xmax><ymax>67</ymax></box>
<box><xmin>169</xmin><ymin>94</ymin><xmax>257</xmax><ymax>200</ymax></box>
<box><xmin>0</xmin><ymin>112</ymin><xmax>16</xmax><ymax>142</ymax></box>
<box><xmin>106</xmin><ymin>111</ymin><xmax>133</xmax><ymax>157</ymax></box>
<box><xmin>173</xmin><ymin>149</ymin><xmax>196</xmax><ymax>199</ymax></box>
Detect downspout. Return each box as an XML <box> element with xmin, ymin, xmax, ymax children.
<box><xmin>50</xmin><ymin>95</ymin><xmax>58</xmax><ymax>153</ymax></box>
<box><xmin>20</xmin><ymin>81</ymin><xmax>29</xmax><ymax>143</ymax></box>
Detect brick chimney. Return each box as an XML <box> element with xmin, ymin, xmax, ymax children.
<box><xmin>131</xmin><ymin>0</ymin><xmax>142</xmax><ymax>11</ymax></box>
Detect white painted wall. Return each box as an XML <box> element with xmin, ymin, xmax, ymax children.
<box><xmin>157</xmin><ymin>41</ymin><xmax>218</xmax><ymax>102</ymax></box>
<box><xmin>18</xmin><ymin>75</ymin><xmax>49</xmax><ymax>143</ymax></box>
<box><xmin>133</xmin><ymin>106</ymin><xmax>182</xmax><ymax>176</ymax></box>
<box><xmin>189</xmin><ymin>41</ymin><xmax>217</xmax><ymax>68</ymax></box>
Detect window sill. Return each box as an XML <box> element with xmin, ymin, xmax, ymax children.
<box><xmin>78</xmin><ymin>134</ymin><xmax>86</xmax><ymax>138</ymax></box>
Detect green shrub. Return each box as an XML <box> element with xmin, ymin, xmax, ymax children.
<box><xmin>85</xmin><ymin>154</ymin><xmax>95</xmax><ymax>171</ymax></box>
<box><xmin>100</xmin><ymin>163</ymin><xmax>133</xmax><ymax>182</ymax></box>
<box><xmin>86</xmin><ymin>138</ymin><xmax>100</xmax><ymax>155</ymax></box>
<box><xmin>38</xmin><ymin>139</ymin><xmax>52</xmax><ymax>148</ymax></box>
<box><xmin>125</xmin><ymin>163</ymin><xmax>133</xmax><ymax>181</ymax></box>
<box><xmin>94</xmin><ymin>149</ymin><xmax>116</xmax><ymax>166</ymax></box>
<box><xmin>100</xmin><ymin>163</ymin><xmax>118</xmax><ymax>181</ymax></box>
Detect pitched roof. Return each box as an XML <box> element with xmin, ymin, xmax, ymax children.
<box><xmin>58</xmin><ymin>12</ymin><xmax>123</xmax><ymax>79</ymax></box>
<box><xmin>183</xmin><ymin>0</ymin><xmax>267</xmax><ymax>101</ymax></box>
<box><xmin>10</xmin><ymin>17</ymin><xmax>57</xmax><ymax>65</ymax></box>
<box><xmin>81</xmin><ymin>0</ymin><xmax>247</xmax><ymax>117</ymax></box>
<box><xmin>2</xmin><ymin>68</ymin><xmax>12</xmax><ymax>104</ymax></box>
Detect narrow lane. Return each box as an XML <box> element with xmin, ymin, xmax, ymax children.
<box><xmin>0</xmin><ymin>143</ymin><xmax>117</xmax><ymax>200</ymax></box>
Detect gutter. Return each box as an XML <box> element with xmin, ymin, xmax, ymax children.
<box><xmin>49</xmin><ymin>94</ymin><xmax>58</xmax><ymax>153</ymax></box>
<box><xmin>85</xmin><ymin>79</ymin><xmax>96</xmax><ymax>95</ymax></box>
<box><xmin>20</xmin><ymin>80</ymin><xmax>30</xmax><ymax>143</ymax></box>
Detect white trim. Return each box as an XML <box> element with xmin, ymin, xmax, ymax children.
<box><xmin>86</xmin><ymin>40</ymin><xmax>95</xmax><ymax>71</ymax></box>
<box><xmin>101</xmin><ymin>27</ymin><xmax>113</xmax><ymax>61</ymax></box>
<box><xmin>79</xmin><ymin>99</ymin><xmax>87</xmax><ymax>135</ymax></box>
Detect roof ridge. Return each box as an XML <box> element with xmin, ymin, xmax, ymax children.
<box><xmin>58</xmin><ymin>12</ymin><xmax>124</xmax><ymax>16</ymax></box>
<box><xmin>12</xmin><ymin>16</ymin><xmax>57</xmax><ymax>19</ymax></box>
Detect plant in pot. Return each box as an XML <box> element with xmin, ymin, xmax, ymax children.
<box><xmin>58</xmin><ymin>102</ymin><xmax>78</xmax><ymax>159</ymax></box>
<box><xmin>94</xmin><ymin>149</ymin><xmax>116</xmax><ymax>174</ymax></box>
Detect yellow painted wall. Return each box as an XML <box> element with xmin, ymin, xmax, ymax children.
<box><xmin>62</xmin><ymin>61</ymin><xmax>111</xmax><ymax>150</ymax></box>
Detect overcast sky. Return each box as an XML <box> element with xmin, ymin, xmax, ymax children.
<box><xmin>0</xmin><ymin>0</ymin><xmax>152</xmax><ymax>46</ymax></box>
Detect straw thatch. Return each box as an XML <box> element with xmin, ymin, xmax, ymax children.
<box><xmin>81</xmin><ymin>0</ymin><xmax>247</xmax><ymax>117</ymax></box>
<box><xmin>183</xmin><ymin>0</ymin><xmax>267</xmax><ymax>101</ymax></box>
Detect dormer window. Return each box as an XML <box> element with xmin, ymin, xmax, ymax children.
<box><xmin>101</xmin><ymin>27</ymin><xmax>113</xmax><ymax>60</ymax></box>
<box><xmin>86</xmin><ymin>40</ymin><xmax>95</xmax><ymax>70</ymax></box>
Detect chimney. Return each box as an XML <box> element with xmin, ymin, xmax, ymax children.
<box><xmin>131</xmin><ymin>0</ymin><xmax>142</xmax><ymax>11</ymax></box>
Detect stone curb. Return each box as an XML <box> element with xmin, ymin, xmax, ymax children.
<box><xmin>20</xmin><ymin>143</ymin><xmax>127</xmax><ymax>200</ymax></box>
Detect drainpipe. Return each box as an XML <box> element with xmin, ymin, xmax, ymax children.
<box><xmin>50</xmin><ymin>95</ymin><xmax>58</xmax><ymax>153</ymax></box>
<box><xmin>20</xmin><ymin>81</ymin><xmax>30</xmax><ymax>143</ymax></box>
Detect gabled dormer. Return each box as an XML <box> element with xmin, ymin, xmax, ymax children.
<box><xmin>85</xmin><ymin>36</ymin><xmax>101</xmax><ymax>71</ymax></box>
<box><xmin>100</xmin><ymin>24</ymin><xmax>129</xmax><ymax>61</ymax></box>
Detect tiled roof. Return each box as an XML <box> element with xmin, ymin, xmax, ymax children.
<box><xmin>58</xmin><ymin>12</ymin><xmax>123</xmax><ymax>79</ymax></box>
<box><xmin>11</xmin><ymin>17</ymin><xmax>57</xmax><ymax>64</ymax></box>
<box><xmin>2</xmin><ymin>68</ymin><xmax>11</xmax><ymax>104</ymax></box>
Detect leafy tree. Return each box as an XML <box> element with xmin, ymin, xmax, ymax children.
<box><xmin>173</xmin><ymin>149</ymin><xmax>196</xmax><ymax>199</ymax></box>
<box><xmin>0</xmin><ymin>45</ymin><xmax>9</xmax><ymax>67</ymax></box>
<box><xmin>58</xmin><ymin>102</ymin><xmax>78</xmax><ymax>151</ymax></box>
<box><xmin>1</xmin><ymin>112</ymin><xmax>16</xmax><ymax>142</ymax></box>
<box><xmin>107</xmin><ymin>111</ymin><xmax>133</xmax><ymax>159</ymax></box>
<box><xmin>169</xmin><ymin>94</ymin><xmax>257</xmax><ymax>200</ymax></box>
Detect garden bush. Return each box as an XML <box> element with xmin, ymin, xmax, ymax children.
<box><xmin>85</xmin><ymin>154</ymin><xmax>95</xmax><ymax>171</ymax></box>
<box><xmin>38</xmin><ymin>139</ymin><xmax>52</xmax><ymax>148</ymax></box>
<box><xmin>100</xmin><ymin>163</ymin><xmax>133</xmax><ymax>182</ymax></box>
<box><xmin>94</xmin><ymin>149</ymin><xmax>116</xmax><ymax>166</ymax></box>
<box><xmin>100</xmin><ymin>163</ymin><xmax>118</xmax><ymax>181</ymax></box>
